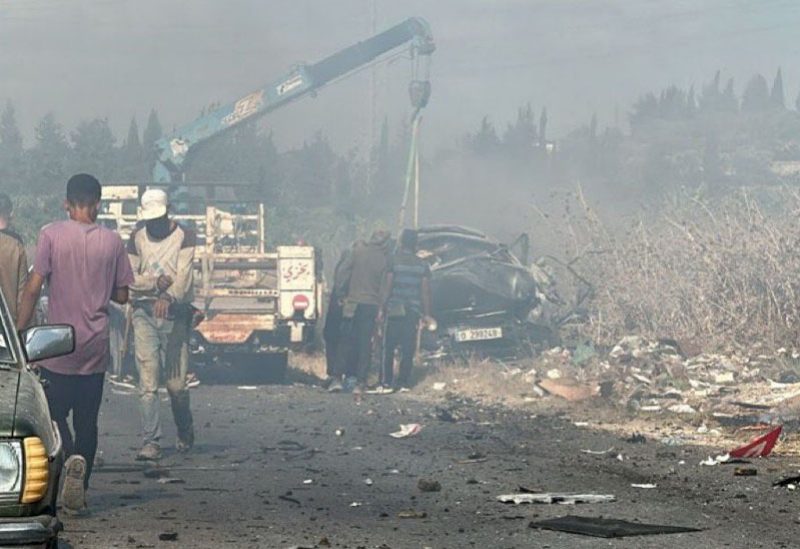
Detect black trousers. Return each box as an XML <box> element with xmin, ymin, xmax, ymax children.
<box><xmin>39</xmin><ymin>369</ymin><xmax>105</xmax><ymax>489</ymax></box>
<box><xmin>323</xmin><ymin>296</ymin><xmax>344</xmax><ymax>377</ymax></box>
<box><xmin>383</xmin><ymin>314</ymin><xmax>419</xmax><ymax>388</ymax></box>
<box><xmin>383</xmin><ymin>314</ymin><xmax>419</xmax><ymax>387</ymax></box>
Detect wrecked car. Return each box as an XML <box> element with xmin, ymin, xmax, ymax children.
<box><xmin>0</xmin><ymin>290</ymin><xmax>72</xmax><ymax>548</ymax></box>
<box><xmin>417</xmin><ymin>226</ymin><xmax>556</xmax><ymax>360</ymax></box>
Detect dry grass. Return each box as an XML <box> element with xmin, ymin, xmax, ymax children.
<box><xmin>543</xmin><ymin>187</ymin><xmax>800</xmax><ymax>352</ymax></box>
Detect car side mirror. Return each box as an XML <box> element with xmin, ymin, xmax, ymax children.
<box><xmin>21</xmin><ymin>325</ymin><xmax>75</xmax><ymax>363</ymax></box>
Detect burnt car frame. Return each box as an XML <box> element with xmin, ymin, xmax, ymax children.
<box><xmin>417</xmin><ymin>226</ymin><xmax>555</xmax><ymax>360</ymax></box>
<box><xmin>0</xmin><ymin>289</ymin><xmax>72</xmax><ymax>549</ymax></box>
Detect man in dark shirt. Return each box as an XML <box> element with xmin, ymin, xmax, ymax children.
<box><xmin>379</xmin><ymin>229</ymin><xmax>433</xmax><ymax>392</ymax></box>
<box><xmin>337</xmin><ymin>230</ymin><xmax>391</xmax><ymax>392</ymax></box>
<box><xmin>323</xmin><ymin>246</ymin><xmax>354</xmax><ymax>392</ymax></box>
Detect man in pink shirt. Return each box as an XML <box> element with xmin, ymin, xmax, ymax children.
<box><xmin>18</xmin><ymin>173</ymin><xmax>135</xmax><ymax>515</ymax></box>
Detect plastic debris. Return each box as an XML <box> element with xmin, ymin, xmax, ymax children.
<box><xmin>432</xmin><ymin>382</ymin><xmax>447</xmax><ymax>391</ymax></box>
<box><xmin>728</xmin><ymin>426</ymin><xmax>782</xmax><ymax>458</ymax></box>
<box><xmin>349</xmin><ymin>502</ymin><xmax>362</xmax><ymax>507</ymax></box>
<box><xmin>390</xmin><ymin>424</ymin><xmax>424</xmax><ymax>438</ymax></box>
<box><xmin>631</xmin><ymin>483</ymin><xmax>657</xmax><ymax>489</ymax></box>
<box><xmin>580</xmin><ymin>447</ymin><xmax>615</xmax><ymax>455</ymax></box>
<box><xmin>364</xmin><ymin>478</ymin><xmax>374</xmax><ymax>486</ymax></box>
<box><xmin>237</xmin><ymin>386</ymin><xmax>258</xmax><ymax>390</ymax></box>
<box><xmin>497</xmin><ymin>493</ymin><xmax>615</xmax><ymax>505</ymax></box>
<box><xmin>700</xmin><ymin>454</ymin><xmax>731</xmax><ymax>466</ymax></box>
<box><xmin>156</xmin><ymin>477</ymin><xmax>185</xmax><ymax>484</ymax></box>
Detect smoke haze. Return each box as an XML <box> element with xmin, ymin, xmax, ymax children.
<box><xmin>3</xmin><ymin>0</ymin><xmax>800</xmax><ymax>153</ymax></box>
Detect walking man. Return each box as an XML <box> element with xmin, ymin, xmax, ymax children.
<box><xmin>128</xmin><ymin>189</ymin><xmax>195</xmax><ymax>460</ymax></box>
<box><xmin>323</xmin><ymin>246</ymin><xmax>354</xmax><ymax>392</ymax></box>
<box><xmin>0</xmin><ymin>193</ymin><xmax>27</xmax><ymax>323</ymax></box>
<box><xmin>379</xmin><ymin>229</ymin><xmax>433</xmax><ymax>391</ymax></box>
<box><xmin>17</xmin><ymin>174</ymin><xmax>134</xmax><ymax>515</ymax></box>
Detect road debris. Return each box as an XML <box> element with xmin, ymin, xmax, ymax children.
<box><xmin>728</xmin><ymin>426</ymin><xmax>782</xmax><ymax>458</ymax></box>
<box><xmin>580</xmin><ymin>447</ymin><xmax>615</xmax><ymax>455</ymax></box>
<box><xmin>418</xmin><ymin>479</ymin><xmax>442</xmax><ymax>492</ymax></box>
<box><xmin>530</xmin><ymin>515</ymin><xmax>702</xmax><ymax>538</ymax></box>
<box><xmin>700</xmin><ymin>454</ymin><xmax>732</xmax><ymax>466</ymax></box>
<box><xmin>158</xmin><ymin>533</ymin><xmax>179</xmax><ymax>542</ymax></box>
<box><xmin>773</xmin><ymin>475</ymin><xmax>800</xmax><ymax>489</ymax></box>
<box><xmin>497</xmin><ymin>493</ymin><xmax>615</xmax><ymax>505</ymax></box>
<box><xmin>631</xmin><ymin>483</ymin><xmax>657</xmax><ymax>489</ymax></box>
<box><xmin>390</xmin><ymin>423</ymin><xmax>424</xmax><ymax>438</ymax></box>
<box><xmin>733</xmin><ymin>467</ymin><xmax>757</xmax><ymax>476</ymax></box>
<box><xmin>432</xmin><ymin>382</ymin><xmax>447</xmax><ymax>391</ymax></box>
<box><xmin>398</xmin><ymin>510</ymin><xmax>427</xmax><ymax>519</ymax></box>
<box><xmin>156</xmin><ymin>477</ymin><xmax>185</xmax><ymax>484</ymax></box>
<box><xmin>537</xmin><ymin>378</ymin><xmax>599</xmax><ymax>402</ymax></box>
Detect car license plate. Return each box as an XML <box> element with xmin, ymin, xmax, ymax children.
<box><xmin>455</xmin><ymin>327</ymin><xmax>503</xmax><ymax>342</ymax></box>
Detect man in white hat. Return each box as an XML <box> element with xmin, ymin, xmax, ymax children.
<box><xmin>128</xmin><ymin>188</ymin><xmax>196</xmax><ymax>460</ymax></box>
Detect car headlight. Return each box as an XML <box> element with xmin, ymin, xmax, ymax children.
<box><xmin>0</xmin><ymin>441</ymin><xmax>22</xmax><ymax>503</ymax></box>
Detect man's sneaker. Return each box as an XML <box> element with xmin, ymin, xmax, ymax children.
<box><xmin>343</xmin><ymin>377</ymin><xmax>358</xmax><ymax>393</ymax></box>
<box><xmin>328</xmin><ymin>379</ymin><xmax>344</xmax><ymax>393</ymax></box>
<box><xmin>176</xmin><ymin>429</ymin><xmax>194</xmax><ymax>454</ymax></box>
<box><xmin>61</xmin><ymin>455</ymin><xmax>87</xmax><ymax>516</ymax></box>
<box><xmin>136</xmin><ymin>442</ymin><xmax>162</xmax><ymax>461</ymax></box>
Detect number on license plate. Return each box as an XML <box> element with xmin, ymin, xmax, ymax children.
<box><xmin>455</xmin><ymin>327</ymin><xmax>503</xmax><ymax>342</ymax></box>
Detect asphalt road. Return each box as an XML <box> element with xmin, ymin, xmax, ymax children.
<box><xmin>58</xmin><ymin>378</ymin><xmax>800</xmax><ymax>548</ymax></box>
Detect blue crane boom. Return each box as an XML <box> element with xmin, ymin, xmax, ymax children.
<box><xmin>153</xmin><ymin>17</ymin><xmax>434</xmax><ymax>184</ymax></box>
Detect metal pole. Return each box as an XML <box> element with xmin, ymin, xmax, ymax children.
<box><xmin>413</xmin><ymin>122</ymin><xmax>421</xmax><ymax>229</ymax></box>
<box><xmin>397</xmin><ymin>112</ymin><xmax>421</xmax><ymax>233</ymax></box>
